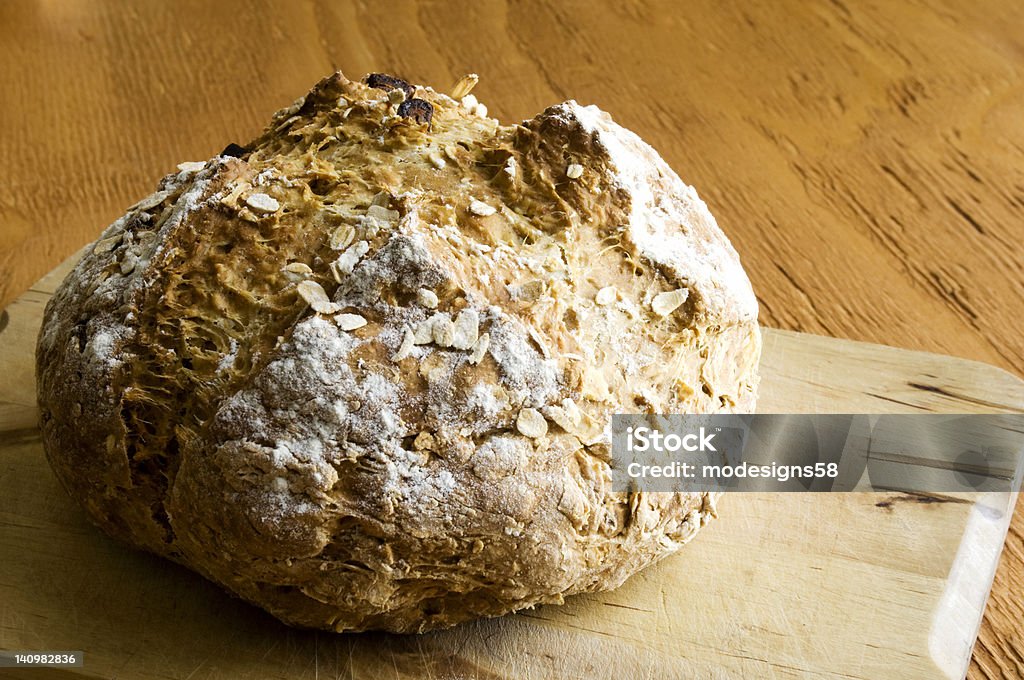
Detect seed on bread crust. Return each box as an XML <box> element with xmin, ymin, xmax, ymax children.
<box><xmin>432</xmin><ymin>314</ymin><xmax>457</xmax><ymax>347</ymax></box>
<box><xmin>284</xmin><ymin>262</ymin><xmax>312</xmax><ymax>274</ymax></box>
<box><xmin>332</xmin><ymin>241</ymin><xmax>370</xmax><ymax>279</ymax></box>
<box><xmin>651</xmin><ymin>288</ymin><xmax>689</xmax><ymax>316</ymax></box>
<box><xmin>245</xmin><ymin>193</ymin><xmax>281</xmax><ymax>214</ymax></box>
<box><xmin>135</xmin><ymin>191</ymin><xmax>170</xmax><ymax>212</ymax></box>
<box><xmin>336</xmin><ymin>313</ymin><xmax>367</xmax><ymax>331</ymax></box>
<box><xmin>397</xmin><ymin>98</ymin><xmax>434</xmax><ymax>126</ymax></box>
<box><xmin>468</xmin><ymin>332</ymin><xmax>490</xmax><ymax>365</ymax></box>
<box><xmin>469</xmin><ymin>199</ymin><xmax>496</xmax><ymax>216</ymax></box>
<box><xmin>516</xmin><ymin>408</ymin><xmax>548</xmax><ymax>439</ymax></box>
<box><xmin>283</xmin><ymin>262</ymin><xmax>313</xmax><ymax>281</ymax></box>
<box><xmin>93</xmin><ymin>234</ymin><xmax>123</xmax><ymax>254</ymax></box>
<box><xmin>220</xmin><ymin>142</ymin><xmax>248</xmax><ymax>158</ymax></box>
<box><xmin>297</xmin><ymin>280</ymin><xmax>341</xmax><ymax>314</ymax></box>
<box><xmin>364</xmin><ymin>73</ymin><xmax>414</xmax><ymax>98</ymax></box>
<box><xmin>450</xmin><ymin>73</ymin><xmax>479</xmax><ymax>99</ymax></box>
<box><xmin>450</xmin><ymin>309</ymin><xmax>480</xmax><ymax>350</ymax></box>
<box><xmin>329</xmin><ymin>225</ymin><xmax>356</xmax><ymax>251</ymax></box>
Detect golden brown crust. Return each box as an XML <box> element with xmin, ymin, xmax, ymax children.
<box><xmin>36</xmin><ymin>70</ymin><xmax>760</xmax><ymax>632</ymax></box>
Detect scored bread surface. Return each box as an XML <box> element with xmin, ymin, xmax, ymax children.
<box><xmin>36</xmin><ymin>71</ymin><xmax>761</xmax><ymax>632</ymax></box>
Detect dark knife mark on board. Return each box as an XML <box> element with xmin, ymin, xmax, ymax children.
<box><xmin>865</xmin><ymin>392</ymin><xmax>931</xmax><ymax>411</ymax></box>
<box><xmin>0</xmin><ymin>310</ymin><xmax>8</xmax><ymax>336</ymax></box>
<box><xmin>906</xmin><ymin>381</ymin><xmax>1013</xmax><ymax>411</ymax></box>
<box><xmin>875</xmin><ymin>491</ymin><xmax>973</xmax><ymax>510</ymax></box>
<box><xmin>602</xmin><ymin>601</ymin><xmax>655</xmax><ymax>613</ymax></box>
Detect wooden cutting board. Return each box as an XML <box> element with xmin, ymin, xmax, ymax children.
<box><xmin>1</xmin><ymin>256</ymin><xmax>1022</xmax><ymax>680</ymax></box>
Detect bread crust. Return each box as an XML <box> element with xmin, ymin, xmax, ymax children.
<box><xmin>36</xmin><ymin>71</ymin><xmax>760</xmax><ymax>632</ymax></box>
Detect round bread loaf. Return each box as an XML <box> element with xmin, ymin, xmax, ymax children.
<box><xmin>36</xmin><ymin>71</ymin><xmax>761</xmax><ymax>632</ymax></box>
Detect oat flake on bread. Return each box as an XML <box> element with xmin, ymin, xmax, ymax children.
<box><xmin>36</xmin><ymin>70</ymin><xmax>760</xmax><ymax>633</ymax></box>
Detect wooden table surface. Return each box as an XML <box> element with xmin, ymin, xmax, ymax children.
<box><xmin>1</xmin><ymin>1</ymin><xmax>1021</xmax><ymax>677</ymax></box>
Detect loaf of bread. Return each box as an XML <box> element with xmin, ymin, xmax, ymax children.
<box><xmin>36</xmin><ymin>71</ymin><xmax>760</xmax><ymax>632</ymax></box>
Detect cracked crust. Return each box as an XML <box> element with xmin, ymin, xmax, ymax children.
<box><xmin>36</xmin><ymin>71</ymin><xmax>761</xmax><ymax>632</ymax></box>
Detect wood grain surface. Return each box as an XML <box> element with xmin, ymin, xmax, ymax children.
<box><xmin>1</xmin><ymin>1</ymin><xmax>1022</xmax><ymax>677</ymax></box>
